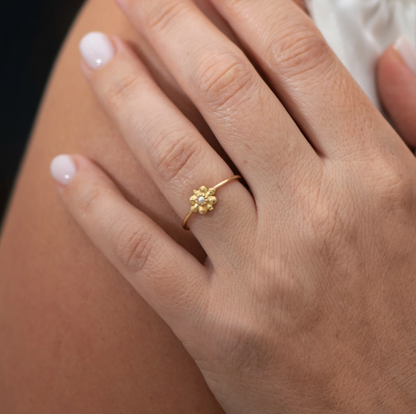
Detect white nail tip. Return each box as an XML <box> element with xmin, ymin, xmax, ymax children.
<box><xmin>394</xmin><ymin>35</ymin><xmax>416</xmax><ymax>76</ymax></box>
<box><xmin>50</xmin><ymin>155</ymin><xmax>77</xmax><ymax>186</ymax></box>
<box><xmin>79</xmin><ymin>32</ymin><xmax>115</xmax><ymax>70</ymax></box>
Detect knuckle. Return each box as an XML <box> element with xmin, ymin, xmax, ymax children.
<box><xmin>195</xmin><ymin>52</ymin><xmax>256</xmax><ymax>111</ymax></box>
<box><xmin>149</xmin><ymin>128</ymin><xmax>203</xmax><ymax>184</ymax></box>
<box><xmin>371</xmin><ymin>158</ymin><xmax>414</xmax><ymax>207</ymax></box>
<box><xmin>221</xmin><ymin>0</ymin><xmax>248</xmax><ymax>14</ymax></box>
<box><xmin>301</xmin><ymin>185</ymin><xmax>347</xmax><ymax>243</ymax></box>
<box><xmin>308</xmin><ymin>197</ymin><xmax>340</xmax><ymax>238</ymax></box>
<box><xmin>302</xmin><ymin>196</ymin><xmax>358</xmax><ymax>274</ymax></box>
<box><xmin>113</xmin><ymin>223</ymin><xmax>154</xmax><ymax>272</ymax></box>
<box><xmin>102</xmin><ymin>71</ymin><xmax>140</xmax><ymax>110</ymax></box>
<box><xmin>270</xmin><ymin>25</ymin><xmax>333</xmax><ymax>79</ymax></box>
<box><xmin>144</xmin><ymin>0</ymin><xmax>188</xmax><ymax>33</ymax></box>
<box><xmin>309</xmin><ymin>197</ymin><xmax>334</xmax><ymax>231</ymax></box>
<box><xmin>75</xmin><ymin>181</ymin><xmax>107</xmax><ymax>220</ymax></box>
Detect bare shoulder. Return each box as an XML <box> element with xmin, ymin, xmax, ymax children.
<box><xmin>0</xmin><ymin>0</ymin><xmax>221</xmax><ymax>412</ymax></box>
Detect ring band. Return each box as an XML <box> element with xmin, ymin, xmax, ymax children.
<box><xmin>182</xmin><ymin>175</ymin><xmax>242</xmax><ymax>230</ymax></box>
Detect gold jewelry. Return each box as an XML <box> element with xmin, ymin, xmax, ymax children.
<box><xmin>182</xmin><ymin>175</ymin><xmax>242</xmax><ymax>230</ymax></box>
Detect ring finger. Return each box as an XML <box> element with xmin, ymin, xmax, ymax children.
<box><xmin>79</xmin><ymin>33</ymin><xmax>256</xmax><ymax>255</ymax></box>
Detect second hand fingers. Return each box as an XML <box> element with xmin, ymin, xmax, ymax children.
<box><xmin>79</xmin><ymin>33</ymin><xmax>256</xmax><ymax>255</ymax></box>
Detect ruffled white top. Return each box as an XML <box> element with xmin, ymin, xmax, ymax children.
<box><xmin>306</xmin><ymin>0</ymin><xmax>416</xmax><ymax>110</ymax></box>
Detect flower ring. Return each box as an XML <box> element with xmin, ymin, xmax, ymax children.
<box><xmin>190</xmin><ymin>186</ymin><xmax>217</xmax><ymax>215</ymax></box>
<box><xmin>182</xmin><ymin>175</ymin><xmax>242</xmax><ymax>230</ymax></box>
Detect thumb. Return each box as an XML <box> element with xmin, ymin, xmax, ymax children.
<box><xmin>378</xmin><ymin>36</ymin><xmax>416</xmax><ymax>148</ymax></box>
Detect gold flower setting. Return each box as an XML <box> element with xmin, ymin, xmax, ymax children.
<box><xmin>189</xmin><ymin>186</ymin><xmax>217</xmax><ymax>215</ymax></box>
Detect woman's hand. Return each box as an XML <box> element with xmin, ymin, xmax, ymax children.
<box><xmin>50</xmin><ymin>0</ymin><xmax>416</xmax><ymax>412</ymax></box>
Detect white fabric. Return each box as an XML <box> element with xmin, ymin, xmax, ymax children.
<box><xmin>306</xmin><ymin>0</ymin><xmax>416</xmax><ymax>110</ymax></box>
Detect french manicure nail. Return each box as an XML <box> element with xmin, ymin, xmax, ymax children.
<box><xmin>50</xmin><ymin>155</ymin><xmax>78</xmax><ymax>186</ymax></box>
<box><xmin>394</xmin><ymin>35</ymin><xmax>416</xmax><ymax>76</ymax></box>
<box><xmin>79</xmin><ymin>32</ymin><xmax>115</xmax><ymax>70</ymax></box>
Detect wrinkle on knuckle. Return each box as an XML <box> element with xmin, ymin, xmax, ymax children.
<box><xmin>149</xmin><ymin>129</ymin><xmax>203</xmax><ymax>184</ymax></box>
<box><xmin>302</xmin><ymin>184</ymin><xmax>334</xmax><ymax>230</ymax></box>
<box><xmin>113</xmin><ymin>222</ymin><xmax>154</xmax><ymax>272</ymax></box>
<box><xmin>302</xmin><ymin>189</ymin><xmax>349</xmax><ymax>253</ymax></box>
<box><xmin>195</xmin><ymin>52</ymin><xmax>256</xmax><ymax>111</ymax></box>
<box><xmin>75</xmin><ymin>182</ymin><xmax>107</xmax><ymax>220</ymax></box>
<box><xmin>372</xmin><ymin>160</ymin><xmax>414</xmax><ymax>208</ymax></box>
<box><xmin>220</xmin><ymin>0</ymin><xmax>248</xmax><ymax>14</ymax></box>
<box><xmin>102</xmin><ymin>72</ymin><xmax>141</xmax><ymax>110</ymax></box>
<box><xmin>270</xmin><ymin>26</ymin><xmax>333</xmax><ymax>80</ymax></box>
<box><xmin>303</xmin><ymin>191</ymin><xmax>364</xmax><ymax>273</ymax></box>
<box><xmin>144</xmin><ymin>0</ymin><xmax>188</xmax><ymax>34</ymax></box>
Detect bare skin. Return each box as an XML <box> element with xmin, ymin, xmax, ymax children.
<box><xmin>0</xmin><ymin>0</ymin><xmax>414</xmax><ymax>412</ymax></box>
<box><xmin>0</xmin><ymin>0</ymin><xmax>230</xmax><ymax>412</ymax></box>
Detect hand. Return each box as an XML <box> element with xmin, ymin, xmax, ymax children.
<box><xmin>50</xmin><ymin>0</ymin><xmax>416</xmax><ymax>412</ymax></box>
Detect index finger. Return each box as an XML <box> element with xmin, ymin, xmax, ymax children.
<box><xmin>52</xmin><ymin>154</ymin><xmax>210</xmax><ymax>336</ymax></box>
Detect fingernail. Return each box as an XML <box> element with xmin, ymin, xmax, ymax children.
<box><xmin>79</xmin><ymin>32</ymin><xmax>115</xmax><ymax>70</ymax></box>
<box><xmin>50</xmin><ymin>155</ymin><xmax>78</xmax><ymax>186</ymax></box>
<box><xmin>394</xmin><ymin>35</ymin><xmax>416</xmax><ymax>76</ymax></box>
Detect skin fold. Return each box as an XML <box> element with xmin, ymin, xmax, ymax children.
<box><xmin>0</xmin><ymin>0</ymin><xmax>414</xmax><ymax>412</ymax></box>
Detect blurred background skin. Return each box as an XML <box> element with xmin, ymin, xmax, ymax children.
<box><xmin>0</xmin><ymin>0</ymin><xmax>228</xmax><ymax>411</ymax></box>
<box><xmin>0</xmin><ymin>0</ymin><xmax>84</xmax><ymax>222</ymax></box>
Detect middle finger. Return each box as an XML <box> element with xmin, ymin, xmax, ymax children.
<box><xmin>115</xmin><ymin>0</ymin><xmax>320</xmax><ymax>198</ymax></box>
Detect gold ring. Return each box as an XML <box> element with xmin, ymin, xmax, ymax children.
<box><xmin>182</xmin><ymin>175</ymin><xmax>242</xmax><ymax>230</ymax></box>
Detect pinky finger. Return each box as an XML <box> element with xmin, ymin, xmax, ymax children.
<box><xmin>50</xmin><ymin>154</ymin><xmax>210</xmax><ymax>336</ymax></box>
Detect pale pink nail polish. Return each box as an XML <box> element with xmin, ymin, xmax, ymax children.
<box><xmin>394</xmin><ymin>35</ymin><xmax>416</xmax><ymax>76</ymax></box>
<box><xmin>50</xmin><ymin>155</ymin><xmax>78</xmax><ymax>186</ymax></box>
<box><xmin>79</xmin><ymin>32</ymin><xmax>115</xmax><ymax>70</ymax></box>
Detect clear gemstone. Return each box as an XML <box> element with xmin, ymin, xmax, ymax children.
<box><xmin>198</xmin><ymin>196</ymin><xmax>206</xmax><ymax>205</ymax></box>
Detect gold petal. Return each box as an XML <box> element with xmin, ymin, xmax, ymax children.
<box><xmin>207</xmin><ymin>188</ymin><xmax>216</xmax><ymax>197</ymax></box>
<box><xmin>199</xmin><ymin>186</ymin><xmax>208</xmax><ymax>194</ymax></box>
<box><xmin>190</xmin><ymin>195</ymin><xmax>198</xmax><ymax>204</ymax></box>
<box><xmin>198</xmin><ymin>205</ymin><xmax>208</xmax><ymax>215</ymax></box>
<box><xmin>207</xmin><ymin>205</ymin><xmax>214</xmax><ymax>211</ymax></box>
<box><xmin>191</xmin><ymin>205</ymin><xmax>199</xmax><ymax>213</ymax></box>
<box><xmin>208</xmin><ymin>196</ymin><xmax>217</xmax><ymax>205</ymax></box>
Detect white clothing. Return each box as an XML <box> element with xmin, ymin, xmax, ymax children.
<box><xmin>306</xmin><ymin>0</ymin><xmax>416</xmax><ymax>110</ymax></box>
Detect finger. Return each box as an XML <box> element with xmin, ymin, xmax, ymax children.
<box><xmin>378</xmin><ymin>37</ymin><xmax>416</xmax><ymax>148</ymax></box>
<box><xmin>209</xmin><ymin>0</ymin><xmax>396</xmax><ymax>159</ymax></box>
<box><xmin>292</xmin><ymin>0</ymin><xmax>306</xmax><ymax>11</ymax></box>
<box><xmin>50</xmin><ymin>154</ymin><xmax>209</xmax><ymax>337</ymax></box>
<box><xmin>79</xmin><ymin>33</ymin><xmax>256</xmax><ymax>255</ymax></box>
<box><xmin>114</xmin><ymin>0</ymin><xmax>320</xmax><ymax>196</ymax></box>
